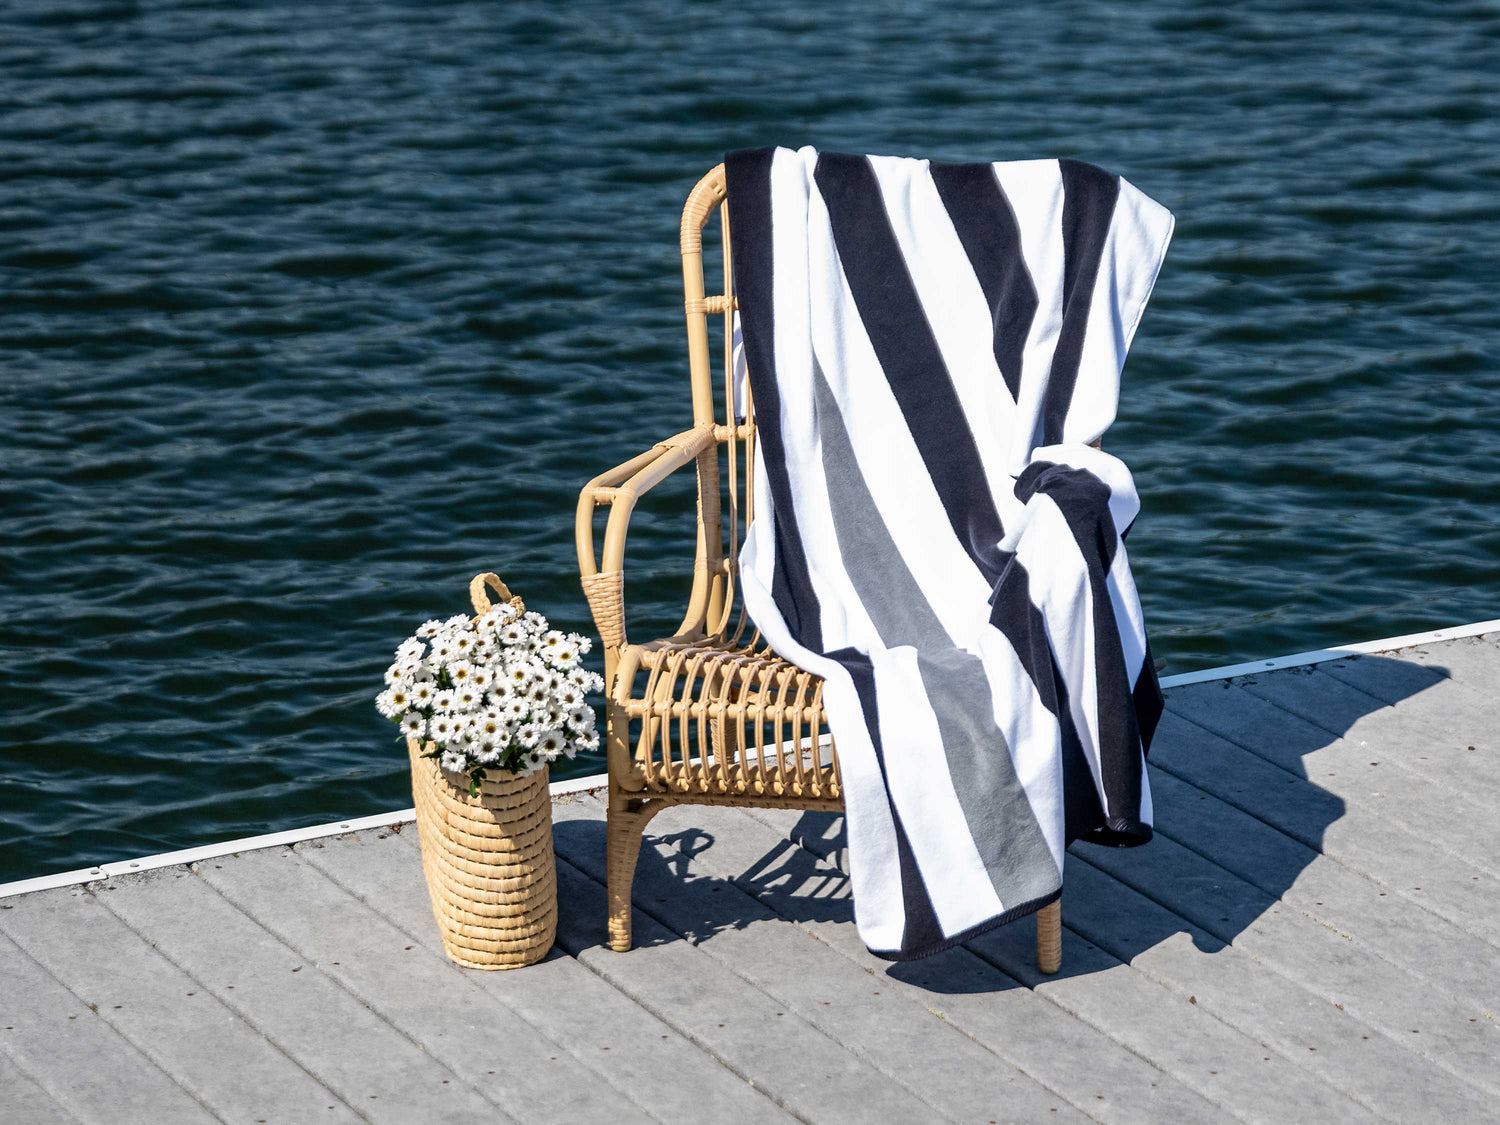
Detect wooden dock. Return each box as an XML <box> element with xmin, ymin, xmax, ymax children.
<box><xmin>3</xmin><ymin>630</ymin><xmax>1498</xmax><ymax>1123</ymax></box>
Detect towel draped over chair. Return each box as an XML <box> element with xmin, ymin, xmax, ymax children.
<box><xmin>725</xmin><ymin>145</ymin><xmax>1174</xmax><ymax>959</ymax></box>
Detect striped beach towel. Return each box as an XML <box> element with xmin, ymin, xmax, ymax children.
<box><xmin>725</xmin><ymin>146</ymin><xmax>1175</xmax><ymax>960</ymax></box>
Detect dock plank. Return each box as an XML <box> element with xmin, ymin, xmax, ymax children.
<box><xmin>1057</xmin><ymin>858</ymin><xmax>1495</xmax><ymax>1121</ymax></box>
<box><xmin>545</xmin><ymin>851</ymin><xmax>941</xmax><ymax>1125</ymax></box>
<box><xmin>1144</xmin><ymin>767</ymin><xmax>1500</xmax><ymax>1015</ymax></box>
<box><xmin>0</xmin><ymin>928</ymin><xmax>214</xmax><ymax>1125</ymax></box>
<box><xmin>1316</xmin><ymin>656</ymin><xmax>1500</xmax><ymax>789</ymax></box>
<box><xmin>301</xmin><ymin>828</ymin><xmax>793</xmax><ymax>1125</ymax></box>
<box><xmin>0</xmin><ymin>1049</ymin><xmax>78</xmax><ymax>1125</ymax></box>
<box><xmin>91</xmin><ymin>867</ymin><xmax>505</xmax><ymax>1125</ymax></box>
<box><xmin>1079</xmin><ymin>834</ymin><xmax>1500</xmax><ymax>1096</ymax></box>
<box><xmin>1241</xmin><ymin>664</ymin><xmax>1500</xmax><ymax>793</ymax></box>
<box><xmin>1166</xmin><ymin>680</ymin><xmax>1500</xmax><ymax>875</ymax></box>
<box><xmin>196</xmin><ymin>843</ymin><xmax>660</xmax><ymax>1125</ymax></box>
<box><xmin>0</xmin><ymin>886</ymin><xmax>361</xmax><ymax>1124</ymax></box>
<box><xmin>1148</xmin><ymin>710</ymin><xmax>1500</xmax><ymax>942</ymax></box>
<box><xmin>552</xmin><ymin>796</ymin><xmax>1092</xmax><ymax>1125</ymax></box>
<box><xmin>657</xmin><ymin>800</ymin><xmax>1239</xmax><ymax>1125</ymax></box>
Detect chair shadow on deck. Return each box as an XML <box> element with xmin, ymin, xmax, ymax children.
<box><xmin>557</xmin><ymin>654</ymin><xmax>1451</xmax><ymax>991</ymax></box>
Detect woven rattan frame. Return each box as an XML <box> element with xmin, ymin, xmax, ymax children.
<box><xmin>407</xmin><ymin>572</ymin><xmax>557</xmax><ymax>970</ymax></box>
<box><xmin>577</xmin><ymin>165</ymin><xmax>1062</xmax><ymax>972</ymax></box>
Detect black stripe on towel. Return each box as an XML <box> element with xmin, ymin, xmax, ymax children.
<box><xmin>824</xmin><ymin>646</ymin><xmax>944</xmax><ymax>958</ymax></box>
<box><xmin>928</xmin><ymin>161</ymin><xmax>1038</xmax><ymax>404</ymax></box>
<box><xmin>1015</xmin><ymin>462</ymin><xmax>1150</xmax><ymax>842</ymax></box>
<box><xmin>1042</xmin><ymin>160</ymin><xmax>1120</xmax><ymax>447</ymax></box>
<box><xmin>987</xmin><ymin>556</ymin><xmax>1113</xmax><ymax>847</ymax></box>
<box><xmin>726</xmin><ymin>147</ymin><xmax>824</xmax><ymax>653</ymax></box>
<box><xmin>812</xmin><ymin>152</ymin><xmax>1008</xmax><ymax>580</ymax></box>
<box><xmin>1134</xmin><ymin>642</ymin><xmax>1164</xmax><ymax>754</ymax></box>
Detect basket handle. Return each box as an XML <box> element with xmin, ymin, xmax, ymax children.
<box><xmin>469</xmin><ymin>571</ymin><xmax>525</xmax><ymax>617</ymax></box>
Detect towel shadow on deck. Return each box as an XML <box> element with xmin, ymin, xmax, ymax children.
<box><xmin>557</xmin><ymin>655</ymin><xmax>1450</xmax><ymax>991</ymax></box>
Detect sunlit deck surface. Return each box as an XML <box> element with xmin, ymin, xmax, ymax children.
<box><xmin>4</xmin><ymin>632</ymin><xmax>1499</xmax><ymax>1124</ymax></box>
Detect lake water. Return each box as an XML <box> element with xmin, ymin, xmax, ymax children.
<box><xmin>3</xmin><ymin>0</ymin><xmax>1498</xmax><ymax>881</ymax></box>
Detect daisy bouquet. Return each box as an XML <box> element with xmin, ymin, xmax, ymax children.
<box><xmin>376</xmin><ymin>600</ymin><xmax>602</xmax><ymax>795</ymax></box>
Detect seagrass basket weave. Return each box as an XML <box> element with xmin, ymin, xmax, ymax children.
<box><xmin>406</xmin><ymin>573</ymin><xmax>557</xmax><ymax>970</ymax></box>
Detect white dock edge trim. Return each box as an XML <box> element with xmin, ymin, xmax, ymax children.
<box><xmin>3</xmin><ymin>616</ymin><xmax>1496</xmax><ymax>901</ymax></box>
<box><xmin>1157</xmin><ymin>616</ymin><xmax>1500</xmax><ymax>688</ymax></box>
<box><xmin>0</xmin><ymin>773</ymin><xmax>609</xmax><ymax>901</ymax></box>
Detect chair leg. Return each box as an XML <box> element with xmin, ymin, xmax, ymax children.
<box><xmin>1036</xmin><ymin>898</ymin><xmax>1062</xmax><ymax>974</ymax></box>
<box><xmin>606</xmin><ymin>799</ymin><xmax>661</xmax><ymax>952</ymax></box>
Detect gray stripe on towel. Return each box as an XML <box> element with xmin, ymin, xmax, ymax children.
<box><xmin>810</xmin><ymin>360</ymin><xmax>1060</xmax><ymax>906</ymax></box>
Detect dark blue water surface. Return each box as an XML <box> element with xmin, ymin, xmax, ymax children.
<box><xmin>4</xmin><ymin>1</ymin><xmax>1499</xmax><ymax>881</ymax></box>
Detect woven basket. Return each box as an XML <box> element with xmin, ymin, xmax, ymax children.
<box><xmin>405</xmin><ymin>572</ymin><xmax>558</xmax><ymax>970</ymax></box>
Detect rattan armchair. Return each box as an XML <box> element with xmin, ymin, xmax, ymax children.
<box><xmin>576</xmin><ymin>164</ymin><xmax>1062</xmax><ymax>973</ymax></box>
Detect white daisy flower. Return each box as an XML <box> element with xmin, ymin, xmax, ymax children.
<box><xmin>448</xmin><ymin>660</ymin><xmax>474</xmax><ymax>686</ymax></box>
<box><xmin>537</xmin><ymin>728</ymin><xmax>567</xmax><ymax>759</ymax></box>
<box><xmin>499</xmin><ymin>622</ymin><xmax>526</xmax><ymax>646</ymax></box>
<box><xmin>503</xmin><ymin>698</ymin><xmax>530</xmax><ymax>723</ymax></box>
<box><xmin>439</xmin><ymin>749</ymin><xmax>467</xmax><ymax>774</ymax></box>
<box><xmin>573</xmin><ymin>634</ymin><xmax>593</xmax><ymax>655</ymax></box>
<box><xmin>386</xmin><ymin>686</ymin><xmax>411</xmax><ymax>712</ymax></box>
<box><xmin>476</xmin><ymin>609</ymin><xmax>502</xmax><ymax>632</ymax></box>
<box><xmin>384</xmin><ymin>662</ymin><xmax>405</xmax><ymax>686</ymax></box>
<box><xmin>468</xmin><ymin>665</ymin><xmax>492</xmax><ymax>691</ymax></box>
<box><xmin>555</xmin><ymin>684</ymin><xmax>581</xmax><ymax>707</ymax></box>
<box><xmin>522</xmin><ymin>611</ymin><xmax>547</xmax><ymax>633</ymax></box>
<box><xmin>454</xmin><ymin>684</ymin><xmax>481</xmax><ymax>710</ymax></box>
<box><xmin>429</xmin><ymin>714</ymin><xmax>457</xmax><ymax>742</ymax></box>
<box><xmin>516</xmin><ymin>723</ymin><xmax>543</xmax><ymax>749</ymax></box>
<box><xmin>374</xmin><ymin>689</ymin><xmax>399</xmax><ymax>719</ymax></box>
<box><xmin>474</xmin><ymin>739</ymin><xmax>502</xmax><ymax>765</ymax></box>
<box><xmin>539</xmin><ymin>629</ymin><xmax>565</xmax><ymax>650</ymax></box>
<box><xmin>444</xmin><ymin>614</ymin><xmax>469</xmax><ymax>630</ymax></box>
<box><xmin>565</xmin><ymin>704</ymin><xmax>594</xmax><ymax>733</ymax></box>
<box><xmin>546</xmin><ymin>645</ymin><xmax>578</xmax><ymax>669</ymax></box>
<box><xmin>488</xmin><ymin>680</ymin><xmax>516</xmax><ymax>705</ymax></box>
<box><xmin>451</xmin><ymin>632</ymin><xmax>476</xmax><ymax>657</ymax></box>
<box><xmin>571</xmin><ymin>729</ymin><xmax>600</xmax><ymax>756</ymax></box>
<box><xmin>410</xmin><ymin>681</ymin><xmax>436</xmax><ymax>708</ymax></box>
<box><xmin>432</xmin><ymin>689</ymin><xmax>457</xmax><ymax>713</ymax></box>
<box><xmin>525</xmin><ymin>748</ymin><xmax>546</xmax><ymax>771</ymax></box>
<box><xmin>400</xmin><ymin>713</ymin><xmax>427</xmax><ymax>739</ymax></box>
<box><xmin>428</xmin><ymin>639</ymin><xmax>456</xmax><ymax>665</ymax></box>
<box><xmin>525</xmin><ymin>681</ymin><xmax>551</xmax><ymax>704</ymax></box>
<box><xmin>416</xmin><ymin>619</ymin><xmax>445</xmax><ymax>639</ymax></box>
<box><xmin>474</xmin><ymin>710</ymin><xmax>508</xmax><ymax>739</ymax></box>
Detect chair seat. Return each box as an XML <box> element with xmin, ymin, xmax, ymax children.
<box><xmin>614</xmin><ymin>635</ymin><xmax>842</xmax><ymax>807</ymax></box>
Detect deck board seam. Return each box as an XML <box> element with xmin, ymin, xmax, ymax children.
<box><xmin>287</xmin><ymin>839</ymin><xmax>688</xmax><ymax>1125</ymax></box>
<box><xmin>0</xmin><ymin>924</ymin><xmax>233</xmax><ymax>1125</ymax></box>
<box><xmin>1062</xmin><ymin>848</ymin><xmax>1497</xmax><ymax>1106</ymax></box>
<box><xmin>551</xmin><ymin>845</ymin><xmax>977</xmax><ymax>1125</ymax></box>
<box><xmin>84</xmin><ymin>873</ymin><xmax>416</xmax><ymax>1125</ymax></box>
<box><xmin>1130</xmin><ymin>814</ymin><xmax>1500</xmax><ymax>1039</ymax></box>
<box><xmin>1154</xmin><ymin>711</ymin><xmax>1500</xmax><ymax>948</ymax></box>
<box><xmin>734</xmin><ymin>805</ymin><xmax>1391</xmax><ymax>1123</ymax></box>
<box><xmin>1219</xmin><ymin>677</ymin><xmax>1500</xmax><ymax>833</ymax></box>
<box><xmin>186</xmin><ymin>856</ymin><xmax>534</xmax><ymax>1124</ymax></box>
<box><xmin>727</xmin><ymin>804</ymin><xmax>1216</xmax><ymax>1124</ymax></box>
<box><xmin>550</xmin><ymin>855</ymin><xmax>819</xmax><ymax>1125</ymax></box>
<box><xmin>0</xmin><ymin>1023</ymin><xmax>89</xmax><ymax>1125</ymax></box>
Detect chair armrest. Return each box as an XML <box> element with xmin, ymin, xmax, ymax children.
<box><xmin>575</xmin><ymin>425</ymin><xmax>717</xmax><ymax>657</ymax></box>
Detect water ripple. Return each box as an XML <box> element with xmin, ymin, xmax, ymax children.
<box><xmin>2</xmin><ymin>0</ymin><xmax>1499</xmax><ymax>879</ymax></box>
